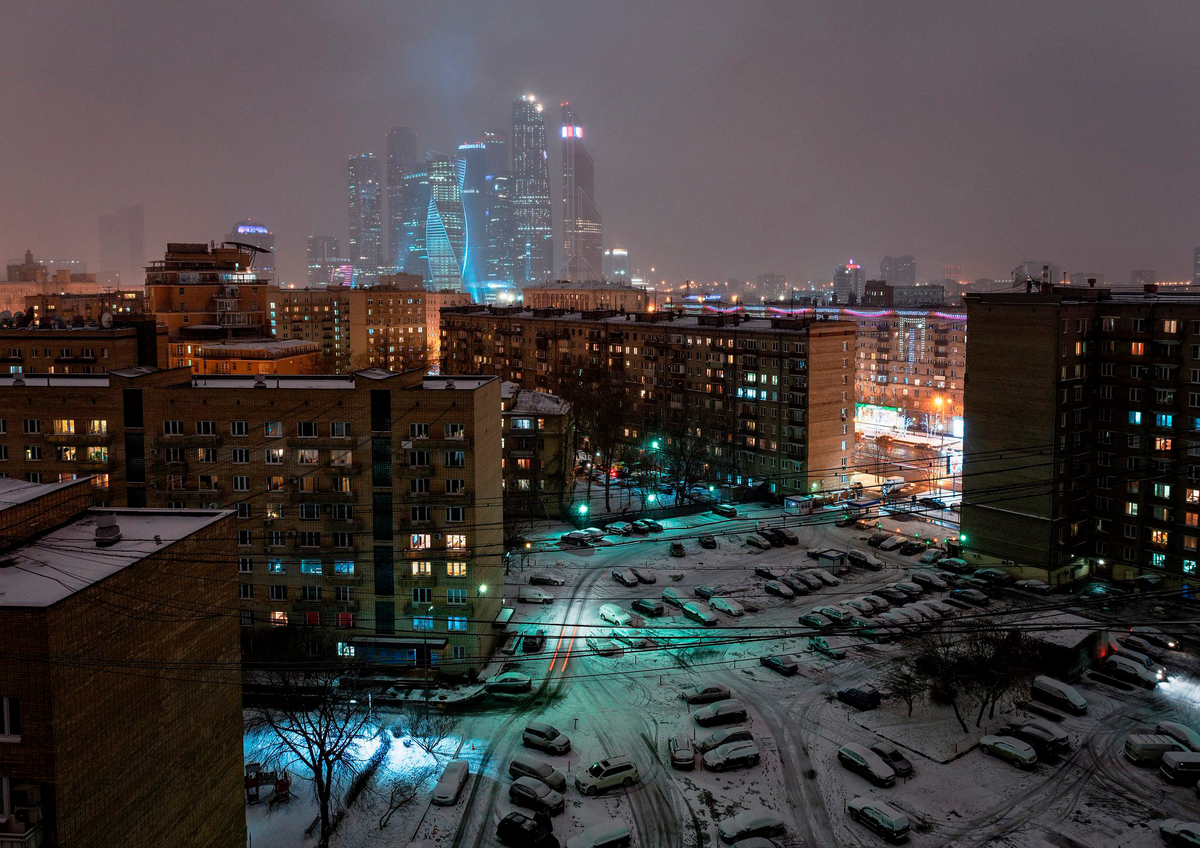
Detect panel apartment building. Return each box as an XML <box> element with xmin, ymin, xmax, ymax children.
<box><xmin>441</xmin><ymin>306</ymin><xmax>857</xmax><ymax>495</ymax></box>
<box><xmin>0</xmin><ymin>367</ymin><xmax>504</xmax><ymax>674</ymax></box>
<box><xmin>963</xmin><ymin>285</ymin><xmax>1200</xmax><ymax>591</ymax></box>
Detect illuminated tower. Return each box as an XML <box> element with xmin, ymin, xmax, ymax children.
<box><xmin>560</xmin><ymin>102</ymin><xmax>603</xmax><ymax>282</ymax></box>
<box><xmin>347</xmin><ymin>153</ymin><xmax>383</xmax><ymax>285</ymax></box>
<box><xmin>224</xmin><ymin>221</ymin><xmax>275</xmax><ymax>279</ymax></box>
<box><xmin>425</xmin><ymin>153</ymin><xmax>466</xmax><ymax>291</ymax></box>
<box><xmin>386</xmin><ymin>126</ymin><xmax>417</xmax><ymax>270</ymax></box>
<box><xmin>511</xmin><ymin>95</ymin><xmax>553</xmax><ymax>284</ymax></box>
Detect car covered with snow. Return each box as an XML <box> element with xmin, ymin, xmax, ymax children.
<box><xmin>668</xmin><ymin>734</ymin><xmax>696</xmax><ymax>770</ymax></box>
<box><xmin>703</xmin><ymin>741</ymin><xmax>761</xmax><ymax>772</ymax></box>
<box><xmin>508</xmin><ymin>754</ymin><xmax>567</xmax><ymax>792</ymax></box>
<box><xmin>630</xmin><ymin>566</ymin><xmax>657</xmax><ymax>584</ymax></box>
<box><xmin>759</xmin><ymin>654</ymin><xmax>800</xmax><ymax>676</ymax></box>
<box><xmin>573</xmin><ymin>754</ymin><xmax>639</xmax><ymax>795</ymax></box>
<box><xmin>709</xmin><ymin>597</ymin><xmax>745</xmax><ymax>616</ymax></box>
<box><xmin>1159</xmin><ymin>820</ymin><xmax>1200</xmax><ymax>848</ymax></box>
<box><xmin>632</xmin><ymin>598</ymin><xmax>664</xmax><ymax>617</ymax></box>
<box><xmin>522</xmin><ymin>722</ymin><xmax>571</xmax><ymax>755</ymax></box>
<box><xmin>837</xmin><ymin>742</ymin><xmax>896</xmax><ymax>786</ymax></box>
<box><xmin>846</xmin><ymin>796</ymin><xmax>911</xmax><ymax>843</ymax></box>
<box><xmin>486</xmin><ymin>672</ymin><xmax>533</xmax><ymax>693</ymax></box>
<box><xmin>763</xmin><ymin>579</ymin><xmax>794</xmax><ymax>599</ymax></box>
<box><xmin>693</xmin><ymin>698</ymin><xmax>748</xmax><ymax>727</ymax></box>
<box><xmin>716</xmin><ymin>810</ymin><xmax>786</xmax><ymax>844</ymax></box>
<box><xmin>980</xmin><ymin>734</ymin><xmax>1037</xmax><ymax>769</ymax></box>
<box><xmin>529</xmin><ymin>571</ymin><xmax>566</xmax><ymax>586</ymax></box>
<box><xmin>431</xmin><ymin>758</ymin><xmax>470</xmax><ymax>805</ymax></box>
<box><xmin>682</xmin><ymin>602</ymin><xmax>720</xmax><ymax>626</ymax></box>
<box><xmin>681</xmin><ymin>682</ymin><xmax>732</xmax><ymax>704</ymax></box>
<box><xmin>509</xmin><ymin>775</ymin><xmax>565</xmax><ymax>815</ymax></box>
<box><xmin>698</xmin><ymin>726</ymin><xmax>754</xmax><ymax>752</ymax></box>
<box><xmin>598</xmin><ymin>603</ymin><xmax>632</xmax><ymax>626</ymax></box>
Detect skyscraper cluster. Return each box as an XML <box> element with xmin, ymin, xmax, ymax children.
<box><xmin>330</xmin><ymin>95</ymin><xmax>607</xmax><ymax>294</ymax></box>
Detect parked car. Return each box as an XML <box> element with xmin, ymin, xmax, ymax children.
<box><xmin>487</xmin><ymin>672</ymin><xmax>533</xmax><ymax>694</ymax></box>
<box><xmin>846</xmin><ymin>796</ymin><xmax>911</xmax><ymax>843</ymax></box>
<box><xmin>763</xmin><ymin>580</ymin><xmax>794</xmax><ymax>599</ymax></box>
<box><xmin>582</xmin><ymin>528</ymin><xmax>612</xmax><ymax>545</ymax></box>
<box><xmin>694</xmin><ymin>585</ymin><xmax>718</xmax><ymax>599</ymax></box>
<box><xmin>641</xmin><ymin>519</ymin><xmax>664</xmax><ymax>532</ymax></box>
<box><xmin>694</xmin><ymin>698</ymin><xmax>749</xmax><ymax>727</ymax></box>
<box><xmin>847</xmin><ymin>549</ymin><xmax>884</xmax><ymax>570</ymax></box>
<box><xmin>810</xmin><ymin>568</ymin><xmax>840</xmax><ymax>587</ymax></box>
<box><xmin>697</xmin><ymin>726</ymin><xmax>754</xmax><ymax>752</ymax></box>
<box><xmin>1123</xmin><ymin>635</ymin><xmax>1166</xmax><ymax>663</ymax></box>
<box><xmin>775</xmin><ymin>528</ymin><xmax>799</xmax><ymax>545</ymax></box>
<box><xmin>805</xmin><ymin>549</ymin><xmax>823</xmax><ymax>561</ymax></box>
<box><xmin>779</xmin><ymin>575</ymin><xmax>812</xmax><ymax>595</ymax></box>
<box><xmin>630</xmin><ymin>566</ymin><xmax>657</xmax><ymax>584</ymax></box>
<box><xmin>564</xmin><ymin>822</ymin><xmax>631</xmax><ymax>848</ymax></box>
<box><xmin>523</xmin><ymin>723</ymin><xmax>571</xmax><ymax>754</ymax></box>
<box><xmin>709</xmin><ymin>597</ymin><xmax>745</xmax><ymax>616</ymax></box>
<box><xmin>681</xmin><ymin>682</ymin><xmax>732</xmax><ymax>704</ymax></box>
<box><xmin>837</xmin><ymin>685</ymin><xmax>881</xmax><ymax>711</ymax></box>
<box><xmin>598</xmin><ymin>603</ymin><xmax>633</xmax><ymax>626</ymax></box>
<box><xmin>876</xmin><ymin>586</ymin><xmax>910</xmax><ymax>605</ymax></box>
<box><xmin>668</xmin><ymin>734</ymin><xmax>696</xmax><ymax>770</ymax></box>
<box><xmin>1159</xmin><ymin>820</ymin><xmax>1200</xmax><ymax>848</ymax></box>
<box><xmin>497</xmin><ymin>812</ymin><xmax>559</xmax><ymax>848</ymax></box>
<box><xmin>918</xmin><ymin>547</ymin><xmax>946</xmax><ymax>565</ymax></box>
<box><xmin>867</xmin><ymin>532</ymin><xmax>890</xmax><ymax>547</ymax></box>
<box><xmin>878</xmin><ymin>536</ymin><xmax>907</xmax><ymax>551</ymax></box>
<box><xmin>759</xmin><ymin>654</ymin><xmax>800</xmax><ymax>676</ymax></box>
<box><xmin>627</xmin><ymin>521</ymin><xmax>651</xmax><ymax>535</ymax></box>
<box><xmin>980</xmin><ymin>735</ymin><xmax>1037</xmax><ymax>769</ymax></box>
<box><xmin>670</xmin><ymin>542</ymin><xmax>686</xmax><ymax>557</ymax></box>
<box><xmin>999</xmin><ymin>719</ymin><xmax>1069</xmax><ymax>759</ymax></box>
<box><xmin>661</xmin><ymin>588</ymin><xmax>685</xmax><ymax>608</ymax></box>
<box><xmin>519</xmin><ymin>586</ymin><xmax>554</xmax><ymax>604</ymax></box>
<box><xmin>712</xmin><ymin>503</ymin><xmax>738</xmax><ymax>518</ymax></box>
<box><xmin>813</xmin><ymin>605</ymin><xmax>853</xmax><ymax>626</ymax></box>
<box><xmin>561</xmin><ymin>531</ymin><xmax>593</xmax><ymax>548</ymax></box>
<box><xmin>1156</xmin><ymin>721</ymin><xmax>1200</xmax><ymax>753</ymax></box>
<box><xmin>604</xmin><ymin>522</ymin><xmax>632</xmax><ymax>536</ymax></box>
<box><xmin>611</xmin><ymin>568</ymin><xmax>639</xmax><ymax>587</ymax></box>
<box><xmin>937</xmin><ymin>557</ymin><xmax>972</xmax><ymax>574</ymax></box>
<box><xmin>869</xmin><ymin>743</ymin><xmax>913</xmax><ymax>777</ymax></box>
<box><xmin>432</xmin><ymin>759</ymin><xmax>470</xmax><ymax>805</ymax></box>
<box><xmin>1124</xmin><ymin>733</ymin><xmax>1188</xmax><ymax>765</ymax></box>
<box><xmin>632</xmin><ymin>598</ymin><xmax>665</xmax><ymax>617</ymax></box>
<box><xmin>941</xmin><ymin>595</ymin><xmax>974</xmax><ymax>611</ymax></box>
<box><xmin>755</xmin><ymin>565</ymin><xmax>783</xmax><ymax>580</ymax></box>
<box><xmin>746</xmin><ymin>535</ymin><xmax>771</xmax><ymax>550</ymax></box>
<box><xmin>585</xmin><ymin>637</ymin><xmax>624</xmax><ymax>657</ymax></box>
<box><xmin>699</xmin><ymin>533</ymin><xmax>718</xmax><ymax>549</ymax></box>
<box><xmin>757</xmin><ymin>529</ymin><xmax>786</xmax><ymax>547</ymax></box>
<box><xmin>1160</xmin><ymin>751</ymin><xmax>1200</xmax><ymax>785</ymax></box>
<box><xmin>574</xmin><ymin>755</ymin><xmax>639</xmax><ymax>795</ymax></box>
<box><xmin>899</xmin><ymin>541</ymin><xmax>928</xmax><ymax>556</ymax></box>
<box><xmin>1030</xmin><ymin>675</ymin><xmax>1087</xmax><ymax>715</ymax></box>
<box><xmin>837</xmin><ymin>742</ymin><xmax>896</xmax><ymax>787</ymax></box>
<box><xmin>716</xmin><ymin>811</ymin><xmax>786</xmax><ymax>844</ymax></box>
<box><xmin>840</xmin><ymin>598</ymin><xmax>875</xmax><ymax>616</ymax></box>
<box><xmin>682</xmin><ymin>602</ymin><xmax>719</xmax><ymax>626</ymax></box>
<box><xmin>889</xmin><ymin>581</ymin><xmax>925</xmax><ymax>598</ymax></box>
<box><xmin>1132</xmin><ymin>626</ymin><xmax>1180</xmax><ymax>651</ymax></box>
<box><xmin>523</xmin><ymin>628</ymin><xmax>547</xmax><ymax>653</ymax></box>
<box><xmin>949</xmin><ymin>588</ymin><xmax>990</xmax><ymax>606</ymax></box>
<box><xmin>798</xmin><ymin>612</ymin><xmax>834</xmax><ymax>630</ymax></box>
<box><xmin>609</xmin><ymin>628</ymin><xmax>654</xmax><ymax>650</ymax></box>
<box><xmin>835</xmin><ymin>514</ymin><xmax>860</xmax><ymax>527</ymax></box>
<box><xmin>703</xmin><ymin>741</ymin><xmax>761</xmax><ymax>772</ymax></box>
<box><xmin>1103</xmin><ymin>655</ymin><xmax>1159</xmax><ymax>689</ymax></box>
<box><xmin>509</xmin><ymin>775</ymin><xmax>565</xmax><ymax>815</ymax></box>
<box><xmin>508</xmin><ymin>755</ymin><xmax>567</xmax><ymax>792</ymax></box>
<box><xmin>860</xmin><ymin>594</ymin><xmax>891</xmax><ymax>612</ymax></box>
<box><xmin>911</xmin><ymin>571</ymin><xmax>947</xmax><ymax>591</ymax></box>
<box><xmin>529</xmin><ymin>571</ymin><xmax>567</xmax><ymax>586</ymax></box>
<box><xmin>791</xmin><ymin>571</ymin><xmax>824</xmax><ymax>591</ymax></box>
<box><xmin>974</xmin><ymin>567</ymin><xmax>1015</xmax><ymax>585</ymax></box>
<box><xmin>1014</xmin><ymin>578</ymin><xmax>1052</xmax><ymax>594</ymax></box>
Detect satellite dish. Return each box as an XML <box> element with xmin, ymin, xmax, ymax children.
<box><xmin>0</xmin><ymin>311</ymin><xmax>11</xmax><ymax>325</ymax></box>
<box><xmin>12</xmin><ymin>312</ymin><xmax>24</xmax><ymax>325</ymax></box>
<box><xmin>100</xmin><ymin>312</ymin><xmax>113</xmax><ymax>329</ymax></box>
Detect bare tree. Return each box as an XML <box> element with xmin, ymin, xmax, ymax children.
<box><xmin>863</xmin><ymin>434</ymin><xmax>896</xmax><ymax>479</ymax></box>
<box><xmin>375</xmin><ymin>765</ymin><xmax>436</xmax><ymax>830</ymax></box>
<box><xmin>662</xmin><ymin>425</ymin><xmax>709</xmax><ymax>504</ymax></box>
<box><xmin>392</xmin><ymin>700</ymin><xmax>462</xmax><ymax>761</ymax></box>
<box><xmin>910</xmin><ymin>630</ymin><xmax>974</xmax><ymax>733</ymax></box>
<box><xmin>245</xmin><ymin>658</ymin><xmax>375</xmax><ymax>848</ymax></box>
<box><xmin>966</xmin><ymin>627</ymin><xmax>1037</xmax><ymax>726</ymax></box>
<box><xmin>881</xmin><ymin>663</ymin><xmax>924</xmax><ymax>717</ymax></box>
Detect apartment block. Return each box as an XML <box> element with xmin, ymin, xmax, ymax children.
<box><xmin>501</xmin><ymin>381</ymin><xmax>573</xmax><ymax>519</ymax></box>
<box><xmin>441</xmin><ymin>307</ymin><xmax>856</xmax><ymax>495</ymax></box>
<box><xmin>0</xmin><ymin>478</ymin><xmax>243</xmax><ymax>847</ymax></box>
<box><xmin>0</xmin><ymin>367</ymin><xmax>504</xmax><ymax>674</ymax></box>
<box><xmin>963</xmin><ymin>285</ymin><xmax>1200</xmax><ymax>590</ymax></box>
<box><xmin>0</xmin><ymin>322</ymin><xmax>168</xmax><ymax>374</ymax></box>
<box><xmin>521</xmin><ymin>281</ymin><xmax>668</xmax><ymax>313</ymax></box>
<box><xmin>23</xmin><ymin>290</ymin><xmax>146</xmax><ymax>324</ymax></box>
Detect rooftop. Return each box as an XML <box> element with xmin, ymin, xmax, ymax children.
<box><xmin>1018</xmin><ymin>611</ymin><xmax>1107</xmax><ymax>649</ymax></box>
<box><xmin>0</xmin><ymin>508</ymin><xmax>229</xmax><ymax>607</ymax></box>
<box><xmin>422</xmin><ymin>375</ymin><xmax>495</xmax><ymax>391</ymax></box>
<box><xmin>0</xmin><ymin>477</ymin><xmax>83</xmax><ymax>511</ymax></box>
<box><xmin>501</xmin><ymin>381</ymin><xmax>570</xmax><ymax>414</ymax></box>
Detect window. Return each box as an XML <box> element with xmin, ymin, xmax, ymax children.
<box><xmin>301</xmin><ymin>559</ymin><xmax>323</xmax><ymax>574</ymax></box>
<box><xmin>1188</xmin><ymin>536</ymin><xmax>1198</xmax><ymax>552</ymax></box>
<box><xmin>56</xmin><ymin>446</ymin><xmax>75</xmax><ymax>461</ymax></box>
<box><xmin>332</xmin><ymin>532</ymin><xmax>352</xmax><ymax>548</ymax></box>
<box><xmin>163</xmin><ymin>420</ymin><xmax>182</xmax><ymax>435</ymax></box>
<box><xmin>410</xmin><ymin>478</ymin><xmax>430</xmax><ymax>494</ymax></box>
<box><xmin>271</xmin><ymin>611</ymin><xmax>288</xmax><ymax>626</ymax></box>
<box><xmin>270</xmin><ymin>585</ymin><xmax>287</xmax><ymax>600</ymax></box>
<box><xmin>1186</xmin><ymin>560</ymin><xmax>1198</xmax><ymax>575</ymax></box>
<box><xmin>1150</xmin><ymin>529</ymin><xmax>1169</xmax><ymax>546</ymax></box>
<box><xmin>52</xmin><ymin>418</ymin><xmax>75</xmax><ymax>435</ymax></box>
<box><xmin>87</xmin><ymin>419</ymin><xmax>107</xmax><ymax>435</ymax></box>
<box><xmin>230</xmin><ymin>420</ymin><xmax>248</xmax><ymax>436</ymax></box>
<box><xmin>232</xmin><ymin>448</ymin><xmax>249</xmax><ymax>464</ymax></box>
<box><xmin>23</xmin><ymin>446</ymin><xmax>39</xmax><ymax>461</ymax></box>
<box><xmin>412</xmin><ymin>560</ymin><xmax>431</xmax><ymax>576</ymax></box>
<box><xmin>334</xmin><ymin>560</ymin><xmax>354</xmax><ymax>575</ymax></box>
<box><xmin>263</xmin><ymin>474</ymin><xmax>283</xmax><ymax>490</ymax></box>
<box><xmin>265</xmin><ymin>448</ymin><xmax>284</xmax><ymax>464</ymax></box>
<box><xmin>447</xmin><ymin>588</ymin><xmax>467</xmax><ymax>605</ymax></box>
<box><xmin>268</xmin><ymin>559</ymin><xmax>285</xmax><ymax>574</ymax></box>
<box><xmin>410</xmin><ymin>534</ymin><xmax>431</xmax><ymax>550</ymax></box>
<box><xmin>1131</xmin><ymin>342</ymin><xmax>1145</xmax><ymax>355</ymax></box>
<box><xmin>267</xmin><ymin>530</ymin><xmax>284</xmax><ymax>546</ymax></box>
<box><xmin>236</xmin><ymin>503</ymin><xmax>250</xmax><ymax>519</ymax></box>
<box><xmin>447</xmin><ymin>561</ymin><xmax>467</xmax><ymax>577</ymax></box>
<box><xmin>445</xmin><ymin>451</ymin><xmax>465</xmax><ymax>467</ymax></box>
<box><xmin>409</xmin><ymin>423</ymin><xmax>429</xmax><ymax>439</ymax></box>
<box><xmin>1156</xmin><ymin>438</ymin><xmax>1173</xmax><ymax>451</ymax></box>
<box><xmin>1129</xmin><ymin>411</ymin><xmax>1143</xmax><ymax>425</ymax></box>
<box><xmin>413</xmin><ymin>617</ymin><xmax>434</xmax><ymax>631</ymax></box>
<box><xmin>297</xmin><ymin>422</ymin><xmax>318</xmax><ymax>438</ymax></box>
<box><xmin>238</xmin><ymin>557</ymin><xmax>253</xmax><ymax>573</ymax></box>
<box><xmin>299</xmin><ymin>503</ymin><xmax>320</xmax><ymax>520</ymax></box>
<box><xmin>331</xmin><ymin>421</ymin><xmax>350</xmax><ymax>438</ymax></box>
<box><xmin>446</xmin><ymin>506</ymin><xmax>465</xmax><ymax>522</ymax></box>
<box><xmin>302</xmin><ymin>586</ymin><xmax>322</xmax><ymax>601</ymax></box>
<box><xmin>331</xmin><ymin>449</ymin><xmax>352</xmax><ymax>466</ymax></box>
<box><xmin>335</xmin><ymin>585</ymin><xmax>352</xmax><ymax>602</ymax></box>
<box><xmin>196</xmin><ymin>420</ymin><xmax>216</xmax><ymax>435</ymax></box>
<box><xmin>1164</xmin><ymin>319</ymin><xmax>1179</xmax><ymax>334</ymax></box>
<box><xmin>198</xmin><ymin>474</ymin><xmax>218</xmax><ymax>491</ymax></box>
<box><xmin>452</xmin><ymin>646</ymin><xmax>467</xmax><ymax>660</ymax></box>
<box><xmin>1151</xmin><ymin>552</ymin><xmax>1166</xmax><ymax>569</ymax></box>
<box><xmin>331</xmin><ymin>504</ymin><xmax>353</xmax><ymax>520</ymax></box>
<box><xmin>447</xmin><ymin>533</ymin><xmax>467</xmax><ymax>551</ymax></box>
<box><xmin>297</xmin><ymin>449</ymin><xmax>319</xmax><ymax>464</ymax></box>
<box><xmin>233</xmin><ymin>475</ymin><xmax>249</xmax><ymax>491</ymax></box>
<box><xmin>22</xmin><ymin>418</ymin><xmax>38</xmax><ymax>434</ymax></box>
<box><xmin>334</xmin><ymin>476</ymin><xmax>352</xmax><ymax>493</ymax></box>
<box><xmin>299</xmin><ymin>532</ymin><xmax>320</xmax><ymax>547</ymax></box>
<box><xmin>1125</xmin><ymin>502</ymin><xmax>1138</xmax><ymax>516</ymax></box>
<box><xmin>265</xmin><ymin>421</ymin><xmax>282</xmax><ymax>438</ymax></box>
<box><xmin>512</xmin><ymin>418</ymin><xmax>534</xmax><ymax>430</ymax></box>
<box><xmin>411</xmin><ymin>505</ymin><xmax>430</xmax><ymax>522</ymax></box>
<box><xmin>447</xmin><ymin>616</ymin><xmax>468</xmax><ymax>632</ymax></box>
<box><xmin>239</xmin><ymin>583</ymin><xmax>253</xmax><ymax>599</ymax></box>
<box><xmin>445</xmin><ymin>423</ymin><xmax>465</xmax><ymax>438</ymax></box>
<box><xmin>413</xmin><ymin>587</ymin><xmax>432</xmax><ymax>603</ymax></box>
<box><xmin>409</xmin><ymin>450</ymin><xmax>430</xmax><ymax>467</ymax></box>
<box><xmin>266</xmin><ymin>503</ymin><xmax>283</xmax><ymax>519</ymax></box>
<box><xmin>445</xmin><ymin>478</ymin><xmax>465</xmax><ymax>494</ymax></box>
<box><xmin>1153</xmin><ymin>482</ymin><xmax>1172</xmax><ymax>499</ymax></box>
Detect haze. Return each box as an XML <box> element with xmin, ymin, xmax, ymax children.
<box><xmin>3</xmin><ymin>0</ymin><xmax>1199</xmax><ymax>285</ymax></box>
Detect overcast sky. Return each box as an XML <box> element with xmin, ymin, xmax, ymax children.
<box><xmin>3</xmin><ymin>0</ymin><xmax>1199</xmax><ymax>286</ymax></box>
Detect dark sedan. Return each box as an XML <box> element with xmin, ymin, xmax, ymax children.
<box><xmin>759</xmin><ymin>654</ymin><xmax>800</xmax><ymax>676</ymax></box>
<box><xmin>870</xmin><ymin>743</ymin><xmax>913</xmax><ymax>777</ymax></box>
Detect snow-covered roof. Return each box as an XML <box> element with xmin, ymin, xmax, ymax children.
<box><xmin>1019</xmin><ymin>611</ymin><xmax>1105</xmax><ymax>648</ymax></box>
<box><xmin>421</xmin><ymin>376</ymin><xmax>494</xmax><ymax>391</ymax></box>
<box><xmin>501</xmin><ymin>382</ymin><xmax>570</xmax><ymax>415</ymax></box>
<box><xmin>0</xmin><ymin>375</ymin><xmax>110</xmax><ymax>388</ymax></box>
<box><xmin>0</xmin><ymin>477</ymin><xmax>83</xmax><ymax>511</ymax></box>
<box><xmin>190</xmin><ymin>375</ymin><xmax>356</xmax><ymax>390</ymax></box>
<box><xmin>0</xmin><ymin>508</ymin><xmax>230</xmax><ymax>608</ymax></box>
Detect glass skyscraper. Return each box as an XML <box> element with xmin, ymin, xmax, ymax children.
<box><xmin>560</xmin><ymin>102</ymin><xmax>603</xmax><ymax>282</ymax></box>
<box><xmin>425</xmin><ymin>153</ymin><xmax>466</xmax><ymax>291</ymax></box>
<box><xmin>457</xmin><ymin>141</ymin><xmax>490</xmax><ymax>290</ymax></box>
<box><xmin>399</xmin><ymin>164</ymin><xmax>430</xmax><ymax>279</ymax></box>
<box><xmin>347</xmin><ymin>153</ymin><xmax>383</xmax><ymax>286</ymax></box>
<box><xmin>386</xmin><ymin>126</ymin><xmax>417</xmax><ymax>271</ymax></box>
<box><xmin>511</xmin><ymin>95</ymin><xmax>553</xmax><ymax>285</ymax></box>
<box><xmin>306</xmin><ymin>235</ymin><xmax>345</xmax><ymax>287</ymax></box>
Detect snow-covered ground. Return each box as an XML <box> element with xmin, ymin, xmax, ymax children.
<box><xmin>245</xmin><ymin>502</ymin><xmax>1198</xmax><ymax>847</ymax></box>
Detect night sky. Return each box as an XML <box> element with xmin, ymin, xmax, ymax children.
<box><xmin>3</xmin><ymin>0</ymin><xmax>1199</xmax><ymax>286</ymax></box>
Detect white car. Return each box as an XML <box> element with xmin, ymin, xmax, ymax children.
<box><xmin>583</xmin><ymin>528</ymin><xmax>613</xmax><ymax>546</ymax></box>
<box><xmin>717</xmin><ymin>810</ymin><xmax>786</xmax><ymax>844</ymax></box>
<box><xmin>1160</xmin><ymin>819</ymin><xmax>1200</xmax><ymax>847</ymax></box>
<box><xmin>431</xmin><ymin>759</ymin><xmax>469</xmax><ymax>805</ymax></box>
<box><xmin>585</xmin><ymin>637</ymin><xmax>624</xmax><ymax>657</ymax></box>
<box><xmin>702</xmin><ymin>741</ymin><xmax>761</xmax><ymax>772</ymax></box>
<box><xmin>565</xmin><ymin>822</ymin><xmax>633</xmax><ymax>848</ymax></box>
<box><xmin>486</xmin><ymin>672</ymin><xmax>533</xmax><ymax>694</ymax></box>
<box><xmin>980</xmin><ymin>734</ymin><xmax>1037</xmax><ymax>769</ymax></box>
<box><xmin>708</xmin><ymin>597</ymin><xmax>745</xmax><ymax>617</ymax></box>
<box><xmin>598</xmin><ymin>603</ymin><xmax>632</xmax><ymax>626</ymax></box>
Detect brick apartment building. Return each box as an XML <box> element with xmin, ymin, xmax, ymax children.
<box><xmin>0</xmin><ymin>321</ymin><xmax>168</xmax><ymax>375</ymax></box>
<box><xmin>521</xmin><ymin>281</ymin><xmax>668</xmax><ymax>313</ymax></box>
<box><xmin>0</xmin><ymin>367</ymin><xmax>504</xmax><ymax>674</ymax></box>
<box><xmin>441</xmin><ymin>306</ymin><xmax>856</xmax><ymax>496</ymax></box>
<box><xmin>963</xmin><ymin>285</ymin><xmax>1200</xmax><ymax>590</ymax></box>
<box><xmin>0</xmin><ymin>477</ymin><xmax>243</xmax><ymax>847</ymax></box>
<box><xmin>501</xmin><ymin>381</ymin><xmax>573</xmax><ymax>519</ymax></box>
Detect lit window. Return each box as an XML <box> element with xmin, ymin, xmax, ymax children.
<box><xmin>447</xmin><ymin>616</ymin><xmax>468</xmax><ymax>631</ymax></box>
<box><xmin>300</xmin><ymin>559</ymin><xmax>323</xmax><ymax>574</ymax></box>
<box><xmin>447</xmin><ymin>534</ymin><xmax>468</xmax><ymax>551</ymax></box>
<box><xmin>1185</xmin><ymin>559</ymin><xmax>1197</xmax><ymax>575</ymax></box>
<box><xmin>410</xmin><ymin>534</ymin><xmax>431</xmax><ymax>551</ymax></box>
<box><xmin>1150</xmin><ymin>529</ymin><xmax>1169</xmax><ymax>546</ymax></box>
<box><xmin>1129</xmin><ymin>411</ymin><xmax>1142</xmax><ymax>425</ymax></box>
<box><xmin>270</xmin><ymin>611</ymin><xmax>288</xmax><ymax>626</ymax></box>
<box><xmin>1125</xmin><ymin>502</ymin><xmax>1138</xmax><ymax>516</ymax></box>
<box><xmin>446</xmin><ymin>562</ymin><xmax>467</xmax><ymax>577</ymax></box>
<box><xmin>334</xmin><ymin>560</ymin><xmax>354</xmax><ymax>574</ymax></box>
<box><xmin>412</xmin><ymin>560</ymin><xmax>431</xmax><ymax>576</ymax></box>
<box><xmin>413</xmin><ymin>617</ymin><xmax>434</xmax><ymax>631</ymax></box>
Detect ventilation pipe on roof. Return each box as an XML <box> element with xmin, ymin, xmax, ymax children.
<box><xmin>95</xmin><ymin>513</ymin><xmax>122</xmax><ymax>548</ymax></box>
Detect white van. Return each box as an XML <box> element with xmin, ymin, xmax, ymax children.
<box><xmin>518</xmin><ymin>586</ymin><xmax>553</xmax><ymax>604</ymax></box>
<box><xmin>881</xmin><ymin>476</ymin><xmax>906</xmax><ymax>495</ymax></box>
<box><xmin>1123</xmin><ymin>733</ymin><xmax>1187</xmax><ymax>765</ymax></box>
<box><xmin>1030</xmin><ymin>675</ymin><xmax>1087</xmax><ymax>715</ymax></box>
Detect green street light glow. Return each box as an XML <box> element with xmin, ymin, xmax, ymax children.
<box><xmin>651</xmin><ymin>440</ymin><xmax>660</xmax><ymax>449</ymax></box>
<box><xmin>478</xmin><ymin>584</ymin><xmax>488</xmax><ymax>595</ymax></box>
<box><xmin>577</xmin><ymin>503</ymin><xmax>589</xmax><ymax>515</ymax></box>
<box><xmin>647</xmin><ymin>493</ymin><xmax>656</xmax><ymax>503</ymax></box>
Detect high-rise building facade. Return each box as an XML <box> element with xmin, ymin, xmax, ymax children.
<box><xmin>1193</xmin><ymin>247</ymin><xmax>1200</xmax><ymax>287</ymax></box>
<box><xmin>425</xmin><ymin>154</ymin><xmax>467</xmax><ymax>291</ymax></box>
<box><xmin>879</xmin><ymin>254</ymin><xmax>916</xmax><ymax>286</ymax></box>
<box><xmin>833</xmin><ymin>261</ymin><xmax>865</xmax><ymax>304</ymax></box>
<box><xmin>347</xmin><ymin>154</ymin><xmax>383</xmax><ymax>286</ymax></box>
<box><xmin>399</xmin><ymin>164</ymin><xmax>431</xmax><ymax>279</ymax></box>
<box><xmin>560</xmin><ymin>102</ymin><xmax>603</xmax><ymax>282</ymax></box>
<box><xmin>306</xmin><ymin>235</ymin><xmax>345</xmax><ymax>287</ymax></box>
<box><xmin>486</xmin><ymin>173</ymin><xmax>515</xmax><ymax>285</ymax></box>
<box><xmin>98</xmin><ymin>204</ymin><xmax>145</xmax><ymax>287</ymax></box>
<box><xmin>604</xmin><ymin>247</ymin><xmax>630</xmax><ymax>282</ymax></box>
<box><xmin>457</xmin><ymin>141</ymin><xmax>490</xmax><ymax>290</ymax></box>
<box><xmin>225</xmin><ymin>221</ymin><xmax>276</xmax><ymax>280</ymax></box>
<box><xmin>511</xmin><ymin>95</ymin><xmax>553</xmax><ymax>285</ymax></box>
<box><xmin>386</xmin><ymin>126</ymin><xmax>418</xmax><ymax>270</ymax></box>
